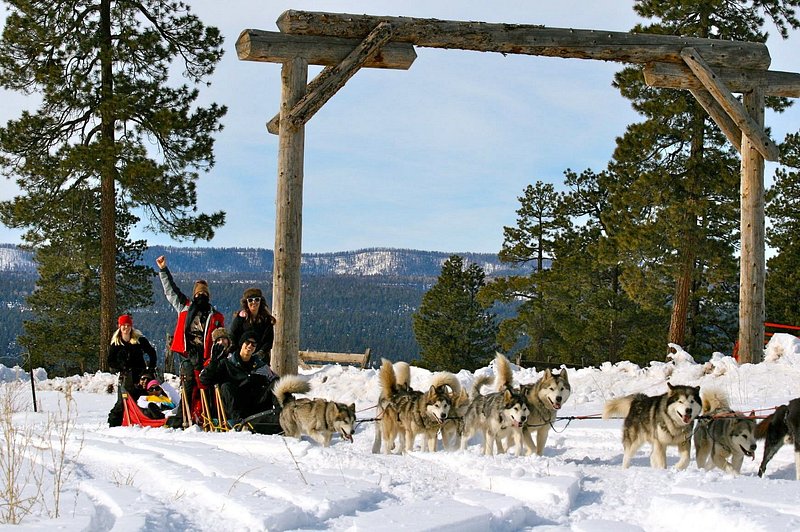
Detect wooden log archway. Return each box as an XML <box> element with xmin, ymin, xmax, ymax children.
<box><xmin>236</xmin><ymin>11</ymin><xmax>800</xmax><ymax>374</ymax></box>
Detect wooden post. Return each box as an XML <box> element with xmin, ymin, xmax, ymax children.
<box><xmin>272</xmin><ymin>56</ymin><xmax>308</xmax><ymax>376</ymax></box>
<box><xmin>738</xmin><ymin>89</ymin><xmax>766</xmax><ymax>364</ymax></box>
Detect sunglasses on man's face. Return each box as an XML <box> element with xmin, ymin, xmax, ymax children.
<box><xmin>247</xmin><ymin>297</ymin><xmax>262</xmax><ymax>304</ymax></box>
<box><xmin>243</xmin><ymin>340</ymin><xmax>257</xmax><ymax>347</ymax></box>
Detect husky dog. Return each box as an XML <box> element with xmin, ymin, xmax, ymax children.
<box><xmin>493</xmin><ymin>355</ymin><xmax>571</xmax><ymax>456</ymax></box>
<box><xmin>756</xmin><ymin>397</ymin><xmax>800</xmax><ymax>480</ymax></box>
<box><xmin>460</xmin><ymin>357</ymin><xmax>530</xmax><ymax>456</ymax></box>
<box><xmin>603</xmin><ymin>383</ymin><xmax>701</xmax><ymax>469</ymax></box>
<box><xmin>273</xmin><ymin>375</ymin><xmax>356</xmax><ymax>447</ymax></box>
<box><xmin>440</xmin><ymin>385</ymin><xmax>470</xmax><ymax>451</ymax></box>
<box><xmin>694</xmin><ymin>390</ymin><xmax>757</xmax><ymax>474</ymax></box>
<box><xmin>372</xmin><ymin>359</ymin><xmax>411</xmax><ymax>454</ymax></box>
<box><xmin>374</xmin><ymin>359</ymin><xmax>461</xmax><ymax>453</ymax></box>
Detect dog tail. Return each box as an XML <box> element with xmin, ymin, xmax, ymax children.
<box><xmin>273</xmin><ymin>375</ymin><xmax>311</xmax><ymax>407</ymax></box>
<box><xmin>603</xmin><ymin>395</ymin><xmax>634</xmax><ymax>419</ymax></box>
<box><xmin>471</xmin><ymin>374</ymin><xmax>493</xmax><ymax>398</ymax></box>
<box><xmin>493</xmin><ymin>353</ymin><xmax>514</xmax><ymax>391</ymax></box>
<box><xmin>395</xmin><ymin>361</ymin><xmax>411</xmax><ymax>389</ymax></box>
<box><xmin>700</xmin><ymin>389</ymin><xmax>730</xmax><ymax>414</ymax></box>
<box><xmin>431</xmin><ymin>371</ymin><xmax>462</xmax><ymax>397</ymax></box>
<box><xmin>379</xmin><ymin>358</ymin><xmax>399</xmax><ymax>400</ymax></box>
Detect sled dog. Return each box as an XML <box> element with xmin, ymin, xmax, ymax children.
<box><xmin>493</xmin><ymin>354</ymin><xmax>571</xmax><ymax>456</ymax></box>
<box><xmin>603</xmin><ymin>383</ymin><xmax>701</xmax><ymax>469</ymax></box>
<box><xmin>756</xmin><ymin>397</ymin><xmax>800</xmax><ymax>480</ymax></box>
<box><xmin>460</xmin><ymin>355</ymin><xmax>530</xmax><ymax>456</ymax></box>
<box><xmin>372</xmin><ymin>359</ymin><xmax>411</xmax><ymax>454</ymax></box>
<box><xmin>374</xmin><ymin>359</ymin><xmax>461</xmax><ymax>453</ymax></box>
<box><xmin>694</xmin><ymin>390</ymin><xmax>757</xmax><ymax>474</ymax></box>
<box><xmin>274</xmin><ymin>375</ymin><xmax>356</xmax><ymax>447</ymax></box>
<box><xmin>440</xmin><ymin>385</ymin><xmax>470</xmax><ymax>451</ymax></box>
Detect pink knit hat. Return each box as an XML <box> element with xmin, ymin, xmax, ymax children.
<box><xmin>146</xmin><ymin>380</ymin><xmax>160</xmax><ymax>390</ymax></box>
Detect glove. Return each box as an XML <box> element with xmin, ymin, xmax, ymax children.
<box><xmin>211</xmin><ymin>343</ymin><xmax>228</xmax><ymax>361</ymax></box>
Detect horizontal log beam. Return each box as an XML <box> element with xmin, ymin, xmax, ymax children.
<box><xmin>236</xmin><ymin>29</ymin><xmax>416</xmax><ymax>69</ymax></box>
<box><xmin>276</xmin><ymin>10</ymin><xmax>771</xmax><ymax>70</ymax></box>
<box><xmin>644</xmin><ymin>62</ymin><xmax>800</xmax><ymax>98</ymax></box>
<box><xmin>681</xmin><ymin>48</ymin><xmax>780</xmax><ymax>161</ymax></box>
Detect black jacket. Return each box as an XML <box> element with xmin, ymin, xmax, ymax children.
<box><xmin>229</xmin><ymin>313</ymin><xmax>275</xmax><ymax>356</ymax></box>
<box><xmin>199</xmin><ymin>350</ymin><xmax>277</xmax><ymax>390</ymax></box>
<box><xmin>108</xmin><ymin>329</ymin><xmax>157</xmax><ymax>375</ymax></box>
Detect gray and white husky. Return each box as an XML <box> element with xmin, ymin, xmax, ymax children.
<box><xmin>273</xmin><ymin>375</ymin><xmax>356</xmax><ymax>447</ymax></box>
<box><xmin>493</xmin><ymin>354</ymin><xmax>571</xmax><ymax>456</ymax></box>
<box><xmin>460</xmin><ymin>354</ymin><xmax>530</xmax><ymax>456</ymax></box>
<box><xmin>603</xmin><ymin>383</ymin><xmax>701</xmax><ymax>469</ymax></box>
<box><xmin>756</xmin><ymin>397</ymin><xmax>800</xmax><ymax>480</ymax></box>
<box><xmin>694</xmin><ymin>390</ymin><xmax>757</xmax><ymax>474</ymax></box>
<box><xmin>373</xmin><ymin>359</ymin><xmax>461</xmax><ymax>453</ymax></box>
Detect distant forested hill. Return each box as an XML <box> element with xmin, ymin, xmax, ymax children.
<box><xmin>0</xmin><ymin>244</ymin><xmax>530</xmax><ymax>368</ymax></box>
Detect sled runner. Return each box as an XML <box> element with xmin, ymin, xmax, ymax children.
<box><xmin>241</xmin><ymin>408</ymin><xmax>282</xmax><ymax>435</ymax></box>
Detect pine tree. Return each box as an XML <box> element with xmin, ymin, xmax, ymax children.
<box><xmin>0</xmin><ymin>1</ymin><xmax>226</xmax><ymax>371</ymax></box>
<box><xmin>481</xmin><ymin>182</ymin><xmax>567</xmax><ymax>363</ymax></box>
<box><xmin>766</xmin><ymin>133</ymin><xmax>800</xmax><ymax>326</ymax></box>
<box><xmin>606</xmin><ymin>0</ymin><xmax>798</xmax><ymax>358</ymax></box>
<box><xmin>412</xmin><ymin>256</ymin><xmax>498</xmax><ymax>372</ymax></box>
<box><xmin>483</xmin><ymin>173</ymin><xmax>666</xmax><ymax>367</ymax></box>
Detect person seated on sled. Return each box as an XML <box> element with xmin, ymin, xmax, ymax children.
<box><xmin>199</xmin><ymin>332</ymin><xmax>279</xmax><ymax>427</ymax></box>
<box><xmin>137</xmin><ymin>378</ymin><xmax>180</xmax><ymax>420</ymax></box>
<box><xmin>210</xmin><ymin>327</ymin><xmax>232</xmax><ymax>360</ymax></box>
<box><xmin>107</xmin><ymin>314</ymin><xmax>158</xmax><ymax>427</ymax></box>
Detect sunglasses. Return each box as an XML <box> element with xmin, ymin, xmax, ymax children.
<box><xmin>243</xmin><ymin>340</ymin><xmax>257</xmax><ymax>347</ymax></box>
<box><xmin>147</xmin><ymin>386</ymin><xmax>160</xmax><ymax>393</ymax></box>
<box><xmin>246</xmin><ymin>297</ymin><xmax>262</xmax><ymax>304</ymax></box>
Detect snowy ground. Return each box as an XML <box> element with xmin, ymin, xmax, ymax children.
<box><xmin>2</xmin><ymin>335</ymin><xmax>800</xmax><ymax>531</ymax></box>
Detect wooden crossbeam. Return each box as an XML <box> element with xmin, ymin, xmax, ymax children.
<box><xmin>267</xmin><ymin>66</ymin><xmax>332</xmax><ymax>134</ymax></box>
<box><xmin>680</xmin><ymin>48</ymin><xmax>780</xmax><ymax>161</ymax></box>
<box><xmin>276</xmin><ymin>10</ymin><xmax>771</xmax><ymax>70</ymax></box>
<box><xmin>644</xmin><ymin>62</ymin><xmax>800</xmax><ymax>98</ymax></box>
<box><xmin>236</xmin><ymin>29</ymin><xmax>416</xmax><ymax>69</ymax></box>
<box><xmin>688</xmin><ymin>87</ymin><xmax>742</xmax><ymax>152</ymax></box>
<box><xmin>267</xmin><ymin>22</ymin><xmax>395</xmax><ymax>134</ymax></box>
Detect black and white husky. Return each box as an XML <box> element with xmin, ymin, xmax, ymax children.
<box><xmin>603</xmin><ymin>383</ymin><xmax>701</xmax><ymax>469</ymax></box>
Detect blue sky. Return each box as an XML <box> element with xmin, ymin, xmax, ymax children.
<box><xmin>1</xmin><ymin>1</ymin><xmax>799</xmax><ymax>253</ymax></box>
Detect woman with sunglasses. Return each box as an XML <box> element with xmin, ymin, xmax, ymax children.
<box><xmin>229</xmin><ymin>287</ymin><xmax>276</xmax><ymax>359</ymax></box>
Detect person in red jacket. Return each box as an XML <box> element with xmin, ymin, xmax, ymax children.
<box><xmin>156</xmin><ymin>254</ymin><xmax>224</xmax><ymax>424</ymax></box>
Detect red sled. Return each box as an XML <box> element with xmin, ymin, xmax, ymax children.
<box><xmin>121</xmin><ymin>391</ymin><xmax>167</xmax><ymax>428</ymax></box>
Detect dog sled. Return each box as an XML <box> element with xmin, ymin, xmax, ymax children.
<box><xmin>121</xmin><ymin>391</ymin><xmax>168</xmax><ymax>428</ymax></box>
<box><xmin>241</xmin><ymin>409</ymin><xmax>282</xmax><ymax>435</ymax></box>
<box><xmin>197</xmin><ymin>385</ymin><xmax>282</xmax><ymax>434</ymax></box>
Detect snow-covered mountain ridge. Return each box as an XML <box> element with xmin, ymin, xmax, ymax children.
<box><xmin>0</xmin><ymin>244</ymin><xmax>533</xmax><ymax>277</ymax></box>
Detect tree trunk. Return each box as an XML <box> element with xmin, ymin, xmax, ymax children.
<box><xmin>669</xmin><ymin>251</ymin><xmax>694</xmax><ymax>347</ymax></box>
<box><xmin>98</xmin><ymin>0</ymin><xmax>116</xmax><ymax>371</ymax></box>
